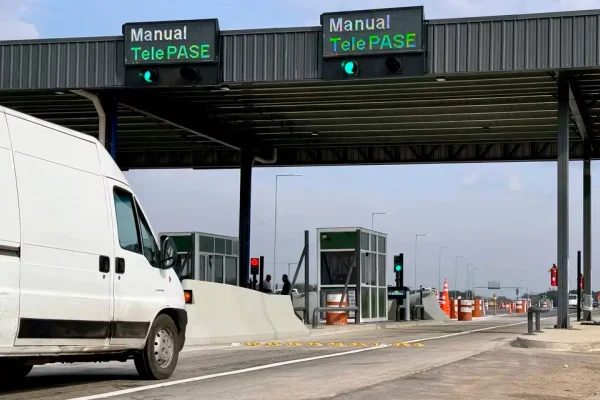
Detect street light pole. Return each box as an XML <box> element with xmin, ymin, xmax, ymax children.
<box><xmin>471</xmin><ymin>267</ymin><xmax>479</xmax><ymax>299</ymax></box>
<box><xmin>438</xmin><ymin>246</ymin><xmax>450</xmax><ymax>292</ymax></box>
<box><xmin>371</xmin><ymin>212</ymin><xmax>388</xmax><ymax>230</ymax></box>
<box><xmin>273</xmin><ymin>174</ymin><xmax>302</xmax><ymax>288</ymax></box>
<box><xmin>455</xmin><ymin>256</ymin><xmax>465</xmax><ymax>298</ymax></box>
<box><xmin>466</xmin><ymin>263</ymin><xmax>475</xmax><ymax>299</ymax></box>
<box><xmin>414</xmin><ymin>234</ymin><xmax>428</xmax><ymax>289</ymax></box>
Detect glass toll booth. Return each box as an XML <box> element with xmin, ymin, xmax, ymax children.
<box><xmin>162</xmin><ymin>231</ymin><xmax>239</xmax><ymax>286</ymax></box>
<box><xmin>317</xmin><ymin>228</ymin><xmax>388</xmax><ymax>323</ymax></box>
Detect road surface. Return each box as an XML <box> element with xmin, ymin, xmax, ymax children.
<box><xmin>2</xmin><ymin>311</ymin><xmax>600</xmax><ymax>400</ymax></box>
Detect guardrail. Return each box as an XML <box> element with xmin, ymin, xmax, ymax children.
<box><xmin>312</xmin><ymin>306</ymin><xmax>360</xmax><ymax>329</ymax></box>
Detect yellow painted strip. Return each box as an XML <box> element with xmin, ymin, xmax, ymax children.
<box><xmin>392</xmin><ymin>342</ymin><xmax>410</xmax><ymax>347</ymax></box>
<box><xmin>327</xmin><ymin>342</ymin><xmax>345</xmax><ymax>347</ymax></box>
<box><xmin>264</xmin><ymin>342</ymin><xmax>282</xmax><ymax>347</ymax></box>
<box><xmin>287</xmin><ymin>342</ymin><xmax>303</xmax><ymax>347</ymax></box>
<box><xmin>244</xmin><ymin>342</ymin><xmax>260</xmax><ymax>346</ymax></box>
<box><xmin>307</xmin><ymin>342</ymin><xmax>323</xmax><ymax>347</ymax></box>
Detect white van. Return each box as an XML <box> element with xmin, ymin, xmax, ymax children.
<box><xmin>0</xmin><ymin>106</ymin><xmax>186</xmax><ymax>382</ymax></box>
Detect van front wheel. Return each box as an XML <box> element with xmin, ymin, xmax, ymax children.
<box><xmin>134</xmin><ymin>314</ymin><xmax>180</xmax><ymax>380</ymax></box>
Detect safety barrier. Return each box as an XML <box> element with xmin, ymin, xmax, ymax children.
<box><xmin>182</xmin><ymin>280</ymin><xmax>309</xmax><ymax>346</ymax></box>
<box><xmin>458</xmin><ymin>299</ymin><xmax>473</xmax><ymax>321</ymax></box>
<box><xmin>326</xmin><ymin>293</ymin><xmax>348</xmax><ymax>325</ymax></box>
<box><xmin>450</xmin><ymin>299</ymin><xmax>458</xmax><ymax>319</ymax></box>
<box><xmin>473</xmin><ymin>299</ymin><xmax>482</xmax><ymax>317</ymax></box>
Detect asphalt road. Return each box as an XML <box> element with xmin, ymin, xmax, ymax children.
<box><xmin>0</xmin><ymin>311</ymin><xmax>576</xmax><ymax>400</ymax></box>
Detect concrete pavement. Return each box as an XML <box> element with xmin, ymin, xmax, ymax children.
<box><xmin>3</xmin><ymin>311</ymin><xmax>587</xmax><ymax>400</ymax></box>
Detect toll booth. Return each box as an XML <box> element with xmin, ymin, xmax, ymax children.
<box><xmin>317</xmin><ymin>228</ymin><xmax>388</xmax><ymax>323</ymax></box>
<box><xmin>162</xmin><ymin>231</ymin><xmax>239</xmax><ymax>286</ymax></box>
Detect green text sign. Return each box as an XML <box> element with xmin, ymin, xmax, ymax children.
<box><xmin>123</xmin><ymin>19</ymin><xmax>219</xmax><ymax>65</ymax></box>
<box><xmin>321</xmin><ymin>7</ymin><xmax>424</xmax><ymax>58</ymax></box>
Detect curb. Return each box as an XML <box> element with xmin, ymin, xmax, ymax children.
<box><xmin>515</xmin><ymin>336</ymin><xmax>600</xmax><ymax>352</ymax></box>
<box><xmin>308</xmin><ymin>320</ymin><xmax>442</xmax><ymax>337</ymax></box>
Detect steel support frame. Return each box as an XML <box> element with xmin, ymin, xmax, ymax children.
<box><xmin>116</xmin><ymin>93</ymin><xmax>272</xmax><ymax>159</ymax></box>
<box><xmin>238</xmin><ymin>144</ymin><xmax>253</xmax><ymax>287</ymax></box>
<box><xmin>117</xmin><ymin>140</ymin><xmax>600</xmax><ymax>169</ymax></box>
<box><xmin>583</xmin><ymin>139</ymin><xmax>593</xmax><ymax>321</ymax></box>
<box><xmin>556</xmin><ymin>73</ymin><xmax>570</xmax><ymax>329</ymax></box>
<box><xmin>99</xmin><ymin>94</ymin><xmax>118</xmax><ymax>159</ymax></box>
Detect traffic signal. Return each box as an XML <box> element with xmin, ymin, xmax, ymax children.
<box><xmin>250</xmin><ymin>257</ymin><xmax>259</xmax><ymax>275</ymax></box>
<box><xmin>180</xmin><ymin>66</ymin><xmax>201</xmax><ymax>83</ymax></box>
<box><xmin>384</xmin><ymin>56</ymin><xmax>403</xmax><ymax>75</ymax></box>
<box><xmin>138</xmin><ymin>68</ymin><xmax>158</xmax><ymax>84</ymax></box>
<box><xmin>341</xmin><ymin>60</ymin><xmax>359</xmax><ymax>77</ymax></box>
<box><xmin>393</xmin><ymin>253</ymin><xmax>404</xmax><ymax>288</ymax></box>
<box><xmin>550</xmin><ymin>264</ymin><xmax>558</xmax><ymax>287</ymax></box>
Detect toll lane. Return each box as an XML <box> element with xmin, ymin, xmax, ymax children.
<box><xmin>0</xmin><ymin>313</ymin><xmax>545</xmax><ymax>400</ymax></box>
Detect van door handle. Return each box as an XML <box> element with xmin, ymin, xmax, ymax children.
<box><xmin>116</xmin><ymin>258</ymin><xmax>125</xmax><ymax>274</ymax></box>
<box><xmin>99</xmin><ymin>255</ymin><xmax>110</xmax><ymax>273</ymax></box>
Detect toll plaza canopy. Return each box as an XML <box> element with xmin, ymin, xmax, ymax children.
<box><xmin>0</xmin><ymin>7</ymin><xmax>600</xmax><ymax>169</ymax></box>
<box><xmin>0</xmin><ymin>7</ymin><xmax>597</xmax><ymax>327</ymax></box>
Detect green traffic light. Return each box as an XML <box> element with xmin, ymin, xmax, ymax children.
<box><xmin>395</xmin><ymin>265</ymin><xmax>402</xmax><ymax>272</ymax></box>
<box><xmin>143</xmin><ymin>70</ymin><xmax>153</xmax><ymax>83</ymax></box>
<box><xmin>342</xmin><ymin>60</ymin><xmax>357</xmax><ymax>75</ymax></box>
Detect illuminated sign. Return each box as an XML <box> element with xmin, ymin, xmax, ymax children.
<box><xmin>123</xmin><ymin>19</ymin><xmax>219</xmax><ymax>65</ymax></box>
<box><xmin>321</xmin><ymin>7</ymin><xmax>424</xmax><ymax>58</ymax></box>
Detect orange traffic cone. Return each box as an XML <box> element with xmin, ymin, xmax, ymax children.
<box><xmin>442</xmin><ymin>279</ymin><xmax>451</xmax><ymax>317</ymax></box>
<box><xmin>439</xmin><ymin>290</ymin><xmax>446</xmax><ymax>313</ymax></box>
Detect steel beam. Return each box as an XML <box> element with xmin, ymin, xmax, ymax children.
<box><xmin>238</xmin><ymin>144</ymin><xmax>253</xmax><ymax>287</ymax></box>
<box><xmin>583</xmin><ymin>138</ymin><xmax>593</xmax><ymax>321</ymax></box>
<box><xmin>556</xmin><ymin>73</ymin><xmax>570</xmax><ymax>329</ymax></box>
<box><xmin>117</xmin><ymin>93</ymin><xmax>272</xmax><ymax>159</ymax></box>
<box><xmin>567</xmin><ymin>78</ymin><xmax>592</xmax><ymax>141</ymax></box>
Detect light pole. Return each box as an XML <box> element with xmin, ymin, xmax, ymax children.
<box><xmin>438</xmin><ymin>246</ymin><xmax>450</xmax><ymax>292</ymax></box>
<box><xmin>414</xmin><ymin>233</ymin><xmax>428</xmax><ymax>289</ymax></box>
<box><xmin>466</xmin><ymin>263</ymin><xmax>475</xmax><ymax>298</ymax></box>
<box><xmin>371</xmin><ymin>212</ymin><xmax>388</xmax><ymax>230</ymax></box>
<box><xmin>455</xmin><ymin>256</ymin><xmax>465</xmax><ymax>298</ymax></box>
<box><xmin>273</xmin><ymin>174</ymin><xmax>302</xmax><ymax>288</ymax></box>
<box><xmin>471</xmin><ymin>267</ymin><xmax>479</xmax><ymax>299</ymax></box>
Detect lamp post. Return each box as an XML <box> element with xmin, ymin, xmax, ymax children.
<box><xmin>455</xmin><ymin>256</ymin><xmax>465</xmax><ymax>298</ymax></box>
<box><xmin>371</xmin><ymin>212</ymin><xmax>388</xmax><ymax>230</ymax></box>
<box><xmin>438</xmin><ymin>246</ymin><xmax>450</xmax><ymax>292</ymax></box>
<box><xmin>414</xmin><ymin>234</ymin><xmax>428</xmax><ymax>289</ymax></box>
<box><xmin>273</xmin><ymin>174</ymin><xmax>302</xmax><ymax>288</ymax></box>
<box><xmin>466</xmin><ymin>263</ymin><xmax>475</xmax><ymax>298</ymax></box>
<box><xmin>471</xmin><ymin>267</ymin><xmax>479</xmax><ymax>299</ymax></box>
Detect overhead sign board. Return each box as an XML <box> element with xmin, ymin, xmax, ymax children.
<box><xmin>320</xmin><ymin>6</ymin><xmax>424</xmax><ymax>58</ymax></box>
<box><xmin>488</xmin><ymin>281</ymin><xmax>501</xmax><ymax>290</ymax></box>
<box><xmin>123</xmin><ymin>19</ymin><xmax>219</xmax><ymax>66</ymax></box>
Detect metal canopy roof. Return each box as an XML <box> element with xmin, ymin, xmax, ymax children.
<box><xmin>1</xmin><ymin>9</ymin><xmax>600</xmax><ymax>169</ymax></box>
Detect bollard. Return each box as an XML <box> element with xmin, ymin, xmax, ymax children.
<box><xmin>526</xmin><ymin>306</ymin><xmax>551</xmax><ymax>335</ymax></box>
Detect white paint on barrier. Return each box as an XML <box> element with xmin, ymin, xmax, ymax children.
<box><xmin>67</xmin><ymin>315</ymin><xmax>560</xmax><ymax>400</ymax></box>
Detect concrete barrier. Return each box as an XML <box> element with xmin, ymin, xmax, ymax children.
<box><xmin>182</xmin><ymin>280</ymin><xmax>310</xmax><ymax>346</ymax></box>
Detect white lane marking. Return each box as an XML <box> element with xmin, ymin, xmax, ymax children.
<box><xmin>67</xmin><ymin>315</ymin><xmax>559</xmax><ymax>400</ymax></box>
<box><xmin>181</xmin><ymin>345</ymin><xmax>235</xmax><ymax>353</ymax></box>
<box><xmin>66</xmin><ymin>345</ymin><xmax>390</xmax><ymax>400</ymax></box>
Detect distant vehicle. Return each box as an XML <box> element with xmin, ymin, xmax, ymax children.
<box><xmin>568</xmin><ymin>294</ymin><xmax>578</xmax><ymax>308</ymax></box>
<box><xmin>0</xmin><ymin>106</ymin><xmax>186</xmax><ymax>381</ymax></box>
<box><xmin>593</xmin><ymin>298</ymin><xmax>599</xmax><ymax>308</ymax></box>
<box><xmin>273</xmin><ymin>288</ymin><xmax>299</xmax><ymax>295</ymax></box>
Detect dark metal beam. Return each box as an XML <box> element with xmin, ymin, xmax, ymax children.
<box><xmin>116</xmin><ymin>139</ymin><xmax>600</xmax><ymax>169</ymax></box>
<box><xmin>567</xmin><ymin>78</ymin><xmax>593</xmax><ymax>141</ymax></box>
<box><xmin>116</xmin><ymin>92</ymin><xmax>273</xmax><ymax>159</ymax></box>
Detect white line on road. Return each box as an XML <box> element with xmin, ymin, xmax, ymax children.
<box><xmin>66</xmin><ymin>345</ymin><xmax>391</xmax><ymax>400</ymax></box>
<box><xmin>67</xmin><ymin>316</ymin><xmax>554</xmax><ymax>400</ymax></box>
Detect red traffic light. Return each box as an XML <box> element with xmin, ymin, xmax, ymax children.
<box><xmin>250</xmin><ymin>258</ymin><xmax>259</xmax><ymax>267</ymax></box>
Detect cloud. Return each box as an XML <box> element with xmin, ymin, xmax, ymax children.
<box><xmin>0</xmin><ymin>0</ymin><xmax>39</xmax><ymax>40</ymax></box>
<box><xmin>507</xmin><ymin>174</ymin><xmax>524</xmax><ymax>192</ymax></box>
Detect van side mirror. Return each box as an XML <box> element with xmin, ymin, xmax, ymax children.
<box><xmin>159</xmin><ymin>236</ymin><xmax>178</xmax><ymax>270</ymax></box>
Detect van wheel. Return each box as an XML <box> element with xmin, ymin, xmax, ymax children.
<box><xmin>134</xmin><ymin>314</ymin><xmax>179</xmax><ymax>380</ymax></box>
<box><xmin>0</xmin><ymin>360</ymin><xmax>33</xmax><ymax>383</ymax></box>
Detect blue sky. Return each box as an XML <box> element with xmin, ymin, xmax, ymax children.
<box><xmin>3</xmin><ymin>0</ymin><xmax>600</xmax><ymax>294</ymax></box>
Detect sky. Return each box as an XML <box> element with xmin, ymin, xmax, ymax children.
<box><xmin>2</xmin><ymin>0</ymin><xmax>600</xmax><ymax>295</ymax></box>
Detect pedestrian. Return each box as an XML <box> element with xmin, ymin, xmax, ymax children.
<box><xmin>262</xmin><ymin>274</ymin><xmax>273</xmax><ymax>293</ymax></box>
<box><xmin>281</xmin><ymin>274</ymin><xmax>291</xmax><ymax>295</ymax></box>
